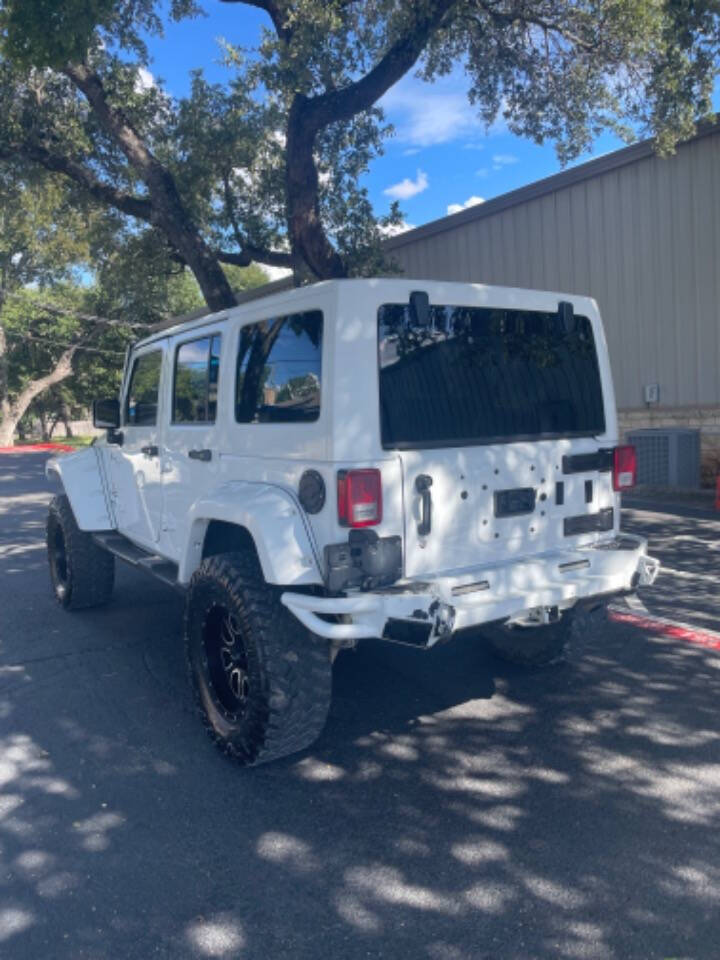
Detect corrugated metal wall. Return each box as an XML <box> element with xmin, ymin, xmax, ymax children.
<box><xmin>386</xmin><ymin>129</ymin><xmax>720</xmax><ymax>412</ymax></box>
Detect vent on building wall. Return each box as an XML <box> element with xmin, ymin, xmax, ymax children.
<box><xmin>627</xmin><ymin>428</ymin><xmax>700</xmax><ymax>488</ymax></box>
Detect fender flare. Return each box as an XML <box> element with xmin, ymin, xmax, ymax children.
<box><xmin>45</xmin><ymin>447</ymin><xmax>116</xmax><ymax>531</ymax></box>
<box><xmin>179</xmin><ymin>481</ymin><xmax>324</xmax><ymax>586</ymax></box>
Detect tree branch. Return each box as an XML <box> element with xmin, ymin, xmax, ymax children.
<box><xmin>32</xmin><ymin>302</ymin><xmax>145</xmax><ymax>330</ymax></box>
<box><xmin>0</xmin><ymin>142</ymin><xmax>153</xmax><ymax>222</ymax></box>
<box><xmin>300</xmin><ymin>0</ymin><xmax>460</xmax><ymax>132</ymax></box>
<box><xmin>283</xmin><ymin>0</ymin><xmax>459</xmax><ymax>278</ymax></box>
<box><xmin>217</xmin><ymin>247</ymin><xmax>294</xmax><ymax>269</ymax></box>
<box><xmin>219</xmin><ymin>171</ymin><xmax>294</xmax><ymax>270</ymax></box>
<box><xmin>62</xmin><ymin>62</ymin><xmax>236</xmax><ymax>311</ymax></box>
<box><xmin>219</xmin><ymin>0</ymin><xmax>292</xmax><ymax>42</ymax></box>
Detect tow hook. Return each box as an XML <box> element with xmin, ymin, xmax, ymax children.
<box><xmin>428</xmin><ymin>600</ymin><xmax>456</xmax><ymax>644</ymax></box>
<box><xmin>636</xmin><ymin>554</ymin><xmax>660</xmax><ymax>586</ymax></box>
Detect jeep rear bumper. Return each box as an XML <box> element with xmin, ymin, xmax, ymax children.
<box><xmin>280</xmin><ymin>534</ymin><xmax>660</xmax><ymax>647</ymax></box>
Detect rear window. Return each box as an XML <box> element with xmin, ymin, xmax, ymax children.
<box><xmin>236</xmin><ymin>311</ymin><xmax>322</xmax><ymax>423</ymax></box>
<box><xmin>172</xmin><ymin>334</ymin><xmax>222</xmax><ymax>423</ymax></box>
<box><xmin>125</xmin><ymin>350</ymin><xmax>162</xmax><ymax>426</ymax></box>
<box><xmin>378</xmin><ymin>304</ymin><xmax>606</xmax><ymax>449</ymax></box>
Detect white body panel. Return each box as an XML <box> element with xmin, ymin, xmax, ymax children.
<box><xmin>179</xmin><ymin>481</ymin><xmax>323</xmax><ymax>586</ymax></box>
<box><xmin>106</xmin><ymin>342</ymin><xmax>167</xmax><ymax>550</ymax></box>
<box><xmin>49</xmin><ymin>278</ymin><xmax>658</xmax><ymax>640</ymax></box>
<box><xmin>46</xmin><ymin>447</ymin><xmax>115</xmax><ymax>531</ymax></box>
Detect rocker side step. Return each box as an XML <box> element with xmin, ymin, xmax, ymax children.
<box><xmin>92</xmin><ymin>533</ymin><xmax>183</xmax><ymax>591</ymax></box>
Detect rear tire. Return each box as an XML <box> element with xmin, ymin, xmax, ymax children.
<box><xmin>185</xmin><ymin>551</ymin><xmax>332</xmax><ymax>766</ymax></box>
<box><xmin>483</xmin><ymin>603</ymin><xmax>609</xmax><ymax>666</ymax></box>
<box><xmin>46</xmin><ymin>495</ymin><xmax>115</xmax><ymax>609</ymax></box>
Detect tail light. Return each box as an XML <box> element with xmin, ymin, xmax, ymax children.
<box><xmin>337</xmin><ymin>469</ymin><xmax>382</xmax><ymax>527</ymax></box>
<box><xmin>613</xmin><ymin>445</ymin><xmax>636</xmax><ymax>491</ymax></box>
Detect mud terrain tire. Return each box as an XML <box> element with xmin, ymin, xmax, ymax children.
<box><xmin>185</xmin><ymin>551</ymin><xmax>332</xmax><ymax>766</ymax></box>
<box><xmin>46</xmin><ymin>495</ymin><xmax>115</xmax><ymax>609</ymax></box>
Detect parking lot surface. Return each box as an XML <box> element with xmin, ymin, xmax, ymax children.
<box><xmin>1</xmin><ymin>453</ymin><xmax>719</xmax><ymax>959</ymax></box>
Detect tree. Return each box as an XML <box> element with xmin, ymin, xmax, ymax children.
<box><xmin>0</xmin><ymin>166</ymin><xmax>97</xmax><ymax>445</ymax></box>
<box><xmin>1</xmin><ymin>0</ymin><xmax>719</xmax><ymax>310</ymax></box>
<box><xmin>0</xmin><ymin>164</ymin><xmax>268</xmax><ymax>445</ymax></box>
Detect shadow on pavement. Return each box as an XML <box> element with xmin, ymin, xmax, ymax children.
<box><xmin>1</xmin><ymin>455</ymin><xmax>719</xmax><ymax>959</ymax></box>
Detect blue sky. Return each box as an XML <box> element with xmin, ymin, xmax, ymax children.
<box><xmin>143</xmin><ymin>2</ymin><xmax>629</xmax><ymax>231</ymax></box>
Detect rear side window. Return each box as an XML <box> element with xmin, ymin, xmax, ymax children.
<box><xmin>173</xmin><ymin>335</ymin><xmax>222</xmax><ymax>423</ymax></box>
<box><xmin>125</xmin><ymin>350</ymin><xmax>162</xmax><ymax>426</ymax></box>
<box><xmin>236</xmin><ymin>311</ymin><xmax>322</xmax><ymax>423</ymax></box>
<box><xmin>378</xmin><ymin>304</ymin><xmax>606</xmax><ymax>449</ymax></box>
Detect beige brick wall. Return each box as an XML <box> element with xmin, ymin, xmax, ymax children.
<box><xmin>618</xmin><ymin>407</ymin><xmax>720</xmax><ymax>487</ymax></box>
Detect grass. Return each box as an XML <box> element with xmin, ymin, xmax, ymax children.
<box><xmin>15</xmin><ymin>435</ymin><xmax>95</xmax><ymax>448</ymax></box>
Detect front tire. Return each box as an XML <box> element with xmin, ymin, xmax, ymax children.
<box><xmin>185</xmin><ymin>552</ymin><xmax>332</xmax><ymax>766</ymax></box>
<box><xmin>46</xmin><ymin>495</ymin><xmax>115</xmax><ymax>610</ymax></box>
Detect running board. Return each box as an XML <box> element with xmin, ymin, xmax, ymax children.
<box><xmin>92</xmin><ymin>533</ymin><xmax>183</xmax><ymax>591</ymax></box>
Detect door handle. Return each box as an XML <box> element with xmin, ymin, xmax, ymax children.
<box><xmin>188</xmin><ymin>448</ymin><xmax>212</xmax><ymax>462</ymax></box>
<box><xmin>416</xmin><ymin>474</ymin><xmax>433</xmax><ymax>536</ymax></box>
<box><xmin>140</xmin><ymin>444</ymin><xmax>158</xmax><ymax>457</ymax></box>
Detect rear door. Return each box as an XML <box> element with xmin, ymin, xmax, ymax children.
<box><xmin>109</xmin><ymin>345</ymin><xmax>165</xmax><ymax>549</ymax></box>
<box><xmin>161</xmin><ymin>331</ymin><xmax>223</xmax><ymax>560</ymax></box>
<box><xmin>377</xmin><ymin>302</ymin><xmax>614</xmax><ymax>577</ymax></box>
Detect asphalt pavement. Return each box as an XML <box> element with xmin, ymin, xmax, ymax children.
<box><xmin>1</xmin><ymin>453</ymin><xmax>719</xmax><ymax>960</ymax></box>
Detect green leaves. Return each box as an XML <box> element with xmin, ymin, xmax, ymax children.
<box><xmin>1</xmin><ymin>0</ymin><xmax>116</xmax><ymax>68</ymax></box>
<box><xmin>2</xmin><ymin>0</ymin><xmax>720</xmax><ymax>293</ymax></box>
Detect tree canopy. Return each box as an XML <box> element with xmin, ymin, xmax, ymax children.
<box><xmin>0</xmin><ymin>163</ymin><xmax>267</xmax><ymax>444</ymax></box>
<box><xmin>1</xmin><ymin>0</ymin><xmax>719</xmax><ymax>311</ymax></box>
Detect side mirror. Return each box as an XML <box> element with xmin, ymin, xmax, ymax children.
<box><xmin>93</xmin><ymin>397</ymin><xmax>120</xmax><ymax>429</ymax></box>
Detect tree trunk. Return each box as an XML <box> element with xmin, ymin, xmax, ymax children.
<box><xmin>60</xmin><ymin>399</ymin><xmax>73</xmax><ymax>437</ymax></box>
<box><xmin>286</xmin><ymin>98</ymin><xmax>347</xmax><ymax>280</ymax></box>
<box><xmin>0</xmin><ymin>309</ymin><xmax>13</xmax><ymax>446</ymax></box>
<box><xmin>0</xmin><ymin>344</ymin><xmax>78</xmax><ymax>447</ymax></box>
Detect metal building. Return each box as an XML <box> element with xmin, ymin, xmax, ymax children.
<box><xmin>383</xmin><ymin>121</ymin><xmax>720</xmax><ymax>485</ymax></box>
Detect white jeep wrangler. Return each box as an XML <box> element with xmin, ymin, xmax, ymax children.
<box><xmin>45</xmin><ymin>279</ymin><xmax>659</xmax><ymax>765</ymax></box>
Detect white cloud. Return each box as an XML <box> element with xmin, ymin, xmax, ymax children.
<box><xmin>446</xmin><ymin>195</ymin><xmax>485</xmax><ymax>216</ymax></box>
<box><xmin>476</xmin><ymin>167</ymin><xmax>489</xmax><ymax>178</ymax></box>
<box><xmin>492</xmin><ymin>153</ymin><xmax>519</xmax><ymax>170</ymax></box>
<box><xmin>379</xmin><ymin>220</ymin><xmax>416</xmax><ymax>237</ymax></box>
<box><xmin>402</xmin><ymin>147</ymin><xmax>421</xmax><ymax>156</ymax></box>
<box><xmin>381</xmin><ymin>70</ymin><xmax>506</xmax><ymax>147</ymax></box>
<box><xmin>135</xmin><ymin>66</ymin><xmax>155</xmax><ymax>93</ymax></box>
<box><xmin>383</xmin><ymin>169</ymin><xmax>428</xmax><ymax>200</ymax></box>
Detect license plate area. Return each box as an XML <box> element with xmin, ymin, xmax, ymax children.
<box><xmin>494</xmin><ymin>486</ymin><xmax>536</xmax><ymax>518</ymax></box>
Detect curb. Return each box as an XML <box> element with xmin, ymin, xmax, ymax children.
<box><xmin>0</xmin><ymin>444</ymin><xmax>76</xmax><ymax>454</ymax></box>
<box><xmin>609</xmin><ymin>608</ymin><xmax>720</xmax><ymax>651</ymax></box>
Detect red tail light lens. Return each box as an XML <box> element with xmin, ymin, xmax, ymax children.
<box><xmin>337</xmin><ymin>469</ymin><xmax>382</xmax><ymax>527</ymax></box>
<box><xmin>613</xmin><ymin>445</ymin><xmax>636</xmax><ymax>491</ymax></box>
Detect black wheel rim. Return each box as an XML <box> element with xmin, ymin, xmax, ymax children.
<box><xmin>52</xmin><ymin>524</ymin><xmax>68</xmax><ymax>589</ymax></box>
<box><xmin>201</xmin><ymin>605</ymin><xmax>250</xmax><ymax>720</ymax></box>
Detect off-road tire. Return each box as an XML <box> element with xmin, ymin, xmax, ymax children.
<box><xmin>46</xmin><ymin>494</ymin><xmax>115</xmax><ymax>610</ymax></box>
<box><xmin>185</xmin><ymin>551</ymin><xmax>332</xmax><ymax>766</ymax></box>
<box><xmin>483</xmin><ymin>602</ymin><xmax>609</xmax><ymax>666</ymax></box>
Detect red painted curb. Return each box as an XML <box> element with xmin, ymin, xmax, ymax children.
<box><xmin>610</xmin><ymin>609</ymin><xmax>720</xmax><ymax>652</ymax></box>
<box><xmin>0</xmin><ymin>443</ymin><xmax>75</xmax><ymax>453</ymax></box>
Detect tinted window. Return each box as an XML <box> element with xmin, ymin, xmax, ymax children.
<box><xmin>378</xmin><ymin>304</ymin><xmax>605</xmax><ymax>449</ymax></box>
<box><xmin>173</xmin><ymin>335</ymin><xmax>222</xmax><ymax>423</ymax></box>
<box><xmin>125</xmin><ymin>351</ymin><xmax>162</xmax><ymax>426</ymax></box>
<box><xmin>236</xmin><ymin>311</ymin><xmax>322</xmax><ymax>423</ymax></box>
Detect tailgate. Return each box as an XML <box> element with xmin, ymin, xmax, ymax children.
<box><xmin>400</xmin><ymin>441</ymin><xmax>616</xmax><ymax>578</ymax></box>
